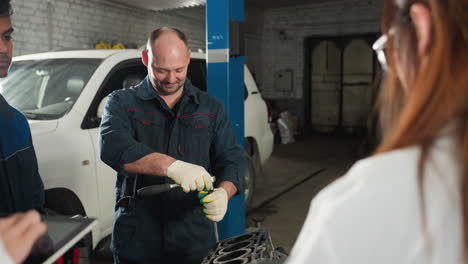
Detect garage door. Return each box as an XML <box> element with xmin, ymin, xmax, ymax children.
<box><xmin>308</xmin><ymin>35</ymin><xmax>378</xmax><ymax>133</ymax></box>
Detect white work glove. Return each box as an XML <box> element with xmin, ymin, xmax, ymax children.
<box><xmin>200</xmin><ymin>188</ymin><xmax>228</xmax><ymax>222</ymax></box>
<box><xmin>167</xmin><ymin>160</ymin><xmax>213</xmax><ymax>192</ymax></box>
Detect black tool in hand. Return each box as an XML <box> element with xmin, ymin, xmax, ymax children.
<box><xmin>136</xmin><ymin>178</ymin><xmax>220</xmax><ymax>243</ymax></box>
<box><xmin>137</xmin><ymin>176</ymin><xmax>216</xmax><ymax>197</ymax></box>
<box><xmin>137</xmin><ymin>183</ymin><xmax>180</xmax><ymax>197</ymax></box>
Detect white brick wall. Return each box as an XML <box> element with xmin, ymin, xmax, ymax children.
<box><xmin>10</xmin><ymin>0</ymin><xmax>206</xmax><ymax>56</ymax></box>
<box><xmin>261</xmin><ymin>0</ymin><xmax>384</xmax><ymax>100</ymax></box>
<box><xmin>8</xmin><ymin>0</ymin><xmax>384</xmax><ymax>133</ymax></box>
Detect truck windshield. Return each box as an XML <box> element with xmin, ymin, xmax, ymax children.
<box><xmin>0</xmin><ymin>59</ymin><xmax>101</xmax><ymax>120</ymax></box>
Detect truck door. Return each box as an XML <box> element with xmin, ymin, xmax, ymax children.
<box><xmin>81</xmin><ymin>59</ymin><xmax>147</xmax><ymax>234</ymax></box>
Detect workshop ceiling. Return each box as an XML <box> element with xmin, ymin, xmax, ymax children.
<box><xmin>107</xmin><ymin>0</ymin><xmax>327</xmax><ymax>12</ymax></box>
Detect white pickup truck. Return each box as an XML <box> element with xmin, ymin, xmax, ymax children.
<box><xmin>0</xmin><ymin>49</ymin><xmax>273</xmax><ymax>250</ymax></box>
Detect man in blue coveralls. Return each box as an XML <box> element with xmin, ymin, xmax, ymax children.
<box><xmin>99</xmin><ymin>27</ymin><xmax>245</xmax><ymax>264</ymax></box>
<box><xmin>0</xmin><ymin>0</ymin><xmax>45</xmax><ymax>215</ymax></box>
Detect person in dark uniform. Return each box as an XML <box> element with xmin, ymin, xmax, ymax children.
<box><xmin>0</xmin><ymin>0</ymin><xmax>45</xmax><ymax>215</ymax></box>
<box><xmin>99</xmin><ymin>27</ymin><xmax>245</xmax><ymax>264</ymax></box>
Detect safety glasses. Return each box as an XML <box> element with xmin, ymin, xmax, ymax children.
<box><xmin>372</xmin><ymin>34</ymin><xmax>389</xmax><ymax>71</ymax></box>
<box><xmin>373</xmin><ymin>2</ymin><xmax>413</xmax><ymax>72</ymax></box>
<box><xmin>372</xmin><ymin>28</ymin><xmax>396</xmax><ymax>72</ymax></box>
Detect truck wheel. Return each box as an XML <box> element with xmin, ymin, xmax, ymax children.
<box><xmin>45</xmin><ymin>188</ymin><xmax>86</xmax><ymax>216</ymax></box>
<box><xmin>245</xmin><ymin>155</ymin><xmax>256</xmax><ymax>209</ymax></box>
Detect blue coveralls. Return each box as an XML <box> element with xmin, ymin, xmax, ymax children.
<box><xmin>99</xmin><ymin>77</ymin><xmax>245</xmax><ymax>264</ymax></box>
<box><xmin>0</xmin><ymin>94</ymin><xmax>45</xmax><ymax>214</ymax></box>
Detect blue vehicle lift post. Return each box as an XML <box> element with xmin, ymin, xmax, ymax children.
<box><xmin>206</xmin><ymin>0</ymin><xmax>245</xmax><ymax>239</ymax></box>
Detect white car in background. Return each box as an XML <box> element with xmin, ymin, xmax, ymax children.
<box><xmin>0</xmin><ymin>49</ymin><xmax>273</xmax><ymax>251</ymax></box>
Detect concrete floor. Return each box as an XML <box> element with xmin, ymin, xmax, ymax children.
<box><xmin>88</xmin><ymin>134</ymin><xmax>365</xmax><ymax>263</ymax></box>
<box><xmin>246</xmin><ymin>134</ymin><xmax>363</xmax><ymax>253</ymax></box>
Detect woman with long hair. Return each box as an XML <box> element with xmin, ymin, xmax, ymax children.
<box><xmin>287</xmin><ymin>0</ymin><xmax>468</xmax><ymax>263</ymax></box>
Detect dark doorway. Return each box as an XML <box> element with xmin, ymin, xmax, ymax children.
<box><xmin>303</xmin><ymin>34</ymin><xmax>379</xmax><ymax>135</ymax></box>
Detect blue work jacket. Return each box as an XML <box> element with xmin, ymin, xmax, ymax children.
<box><xmin>99</xmin><ymin>77</ymin><xmax>245</xmax><ymax>263</ymax></box>
<box><xmin>0</xmin><ymin>94</ymin><xmax>45</xmax><ymax>214</ymax></box>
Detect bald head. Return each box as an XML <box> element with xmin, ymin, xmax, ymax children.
<box><xmin>146</xmin><ymin>27</ymin><xmax>188</xmax><ymax>51</ymax></box>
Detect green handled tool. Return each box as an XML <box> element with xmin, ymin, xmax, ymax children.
<box><xmin>198</xmin><ymin>188</ymin><xmax>219</xmax><ymax>244</ymax></box>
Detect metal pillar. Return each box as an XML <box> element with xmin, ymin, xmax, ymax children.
<box><xmin>206</xmin><ymin>0</ymin><xmax>245</xmax><ymax>239</ymax></box>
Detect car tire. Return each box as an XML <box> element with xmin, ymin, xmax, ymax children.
<box><xmin>45</xmin><ymin>188</ymin><xmax>86</xmax><ymax>216</ymax></box>
<box><xmin>245</xmin><ymin>155</ymin><xmax>256</xmax><ymax>209</ymax></box>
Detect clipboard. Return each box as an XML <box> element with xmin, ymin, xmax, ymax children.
<box><xmin>25</xmin><ymin>215</ymin><xmax>97</xmax><ymax>264</ymax></box>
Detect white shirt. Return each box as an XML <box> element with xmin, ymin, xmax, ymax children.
<box><xmin>0</xmin><ymin>237</ymin><xmax>14</xmax><ymax>264</ymax></box>
<box><xmin>287</xmin><ymin>134</ymin><xmax>463</xmax><ymax>264</ymax></box>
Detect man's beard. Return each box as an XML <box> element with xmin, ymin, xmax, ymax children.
<box><xmin>155</xmin><ymin>80</ymin><xmax>185</xmax><ymax>96</ymax></box>
<box><xmin>0</xmin><ymin>54</ymin><xmax>12</xmax><ymax>78</ymax></box>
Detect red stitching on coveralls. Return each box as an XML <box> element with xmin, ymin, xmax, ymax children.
<box><xmin>177</xmin><ymin>113</ymin><xmax>216</xmax><ymax>119</ymax></box>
